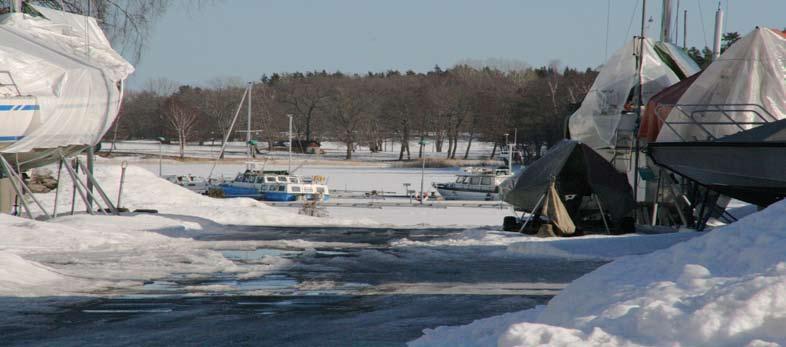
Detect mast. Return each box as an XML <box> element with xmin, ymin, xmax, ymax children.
<box><xmin>683</xmin><ymin>10</ymin><xmax>687</xmax><ymax>49</ymax></box>
<box><xmin>633</xmin><ymin>0</ymin><xmax>647</xmax><ymax>205</ymax></box>
<box><xmin>660</xmin><ymin>0</ymin><xmax>672</xmax><ymax>43</ymax></box>
<box><xmin>11</xmin><ymin>0</ymin><xmax>21</xmax><ymax>12</ymax></box>
<box><xmin>247</xmin><ymin>81</ymin><xmax>253</xmax><ymax>158</ymax></box>
<box><xmin>712</xmin><ymin>4</ymin><xmax>724</xmax><ymax>60</ymax></box>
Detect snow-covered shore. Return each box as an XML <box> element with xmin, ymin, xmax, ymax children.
<box><xmin>410</xmin><ymin>199</ymin><xmax>786</xmax><ymax>347</ymax></box>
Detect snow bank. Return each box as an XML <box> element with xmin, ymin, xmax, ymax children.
<box><xmin>506</xmin><ymin>232</ymin><xmax>698</xmax><ymax>260</ymax></box>
<box><xmin>410</xmin><ymin>307</ymin><xmax>545</xmax><ymax>347</ymax></box>
<box><xmin>39</xmin><ymin>163</ymin><xmax>376</xmax><ymax>227</ymax></box>
<box><xmin>394</xmin><ymin>229</ymin><xmax>698</xmax><ymax>260</ymax></box>
<box><xmin>411</xmin><ymin>199</ymin><xmax>786</xmax><ymax>347</ymax></box>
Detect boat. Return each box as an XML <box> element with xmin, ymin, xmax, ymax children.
<box><xmin>433</xmin><ymin>167</ymin><xmax>512</xmax><ymax>201</ymax></box>
<box><xmin>645</xmin><ymin>27</ymin><xmax>786</xmax><ymax>207</ymax></box>
<box><xmin>0</xmin><ymin>4</ymin><xmax>133</xmax><ymax>170</ymax></box>
<box><xmin>216</xmin><ymin>163</ymin><xmax>330</xmax><ymax>202</ymax></box>
<box><xmin>164</xmin><ymin>175</ymin><xmax>209</xmax><ymax>195</ymax></box>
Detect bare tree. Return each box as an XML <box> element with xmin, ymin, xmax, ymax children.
<box><xmin>325</xmin><ymin>78</ymin><xmax>370</xmax><ymax>160</ymax></box>
<box><xmin>162</xmin><ymin>93</ymin><xmax>199</xmax><ymax>158</ymax></box>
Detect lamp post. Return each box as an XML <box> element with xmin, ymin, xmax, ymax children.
<box><xmin>418</xmin><ymin>139</ymin><xmax>428</xmax><ymax>205</ymax></box>
<box><xmin>403</xmin><ymin>183</ymin><xmax>412</xmax><ymax>204</ymax></box>
<box><xmin>156</xmin><ymin>136</ymin><xmax>166</xmax><ymax>177</ymax></box>
<box><xmin>286</xmin><ymin>114</ymin><xmax>293</xmax><ymax>172</ymax></box>
<box><xmin>504</xmin><ymin>133</ymin><xmax>512</xmax><ymax>174</ymax></box>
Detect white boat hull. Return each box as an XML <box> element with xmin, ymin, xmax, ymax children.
<box><xmin>436</xmin><ymin>188</ymin><xmax>499</xmax><ymax>201</ymax></box>
<box><xmin>0</xmin><ymin>97</ymin><xmax>37</xmax><ymax>148</ymax></box>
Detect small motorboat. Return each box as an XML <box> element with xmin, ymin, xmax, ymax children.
<box><xmin>164</xmin><ymin>175</ymin><xmax>209</xmax><ymax>194</ymax></box>
<box><xmin>433</xmin><ymin>167</ymin><xmax>512</xmax><ymax>201</ymax></box>
<box><xmin>215</xmin><ymin>164</ymin><xmax>330</xmax><ymax>202</ymax></box>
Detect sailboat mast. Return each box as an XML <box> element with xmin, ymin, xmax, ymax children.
<box><xmin>712</xmin><ymin>4</ymin><xmax>724</xmax><ymax>60</ymax></box>
<box><xmin>660</xmin><ymin>0</ymin><xmax>672</xmax><ymax>42</ymax></box>
<box><xmin>633</xmin><ymin>0</ymin><xmax>647</xmax><ymax>205</ymax></box>
<box><xmin>247</xmin><ymin>81</ymin><xmax>253</xmax><ymax>158</ymax></box>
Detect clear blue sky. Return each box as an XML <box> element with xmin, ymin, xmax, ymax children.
<box><xmin>126</xmin><ymin>0</ymin><xmax>786</xmax><ymax>89</ymax></box>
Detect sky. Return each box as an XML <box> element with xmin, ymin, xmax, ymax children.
<box><xmin>126</xmin><ymin>0</ymin><xmax>786</xmax><ymax>90</ymax></box>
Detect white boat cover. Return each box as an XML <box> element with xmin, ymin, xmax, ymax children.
<box><xmin>0</xmin><ymin>6</ymin><xmax>133</xmax><ymax>154</ymax></box>
<box><xmin>657</xmin><ymin>27</ymin><xmax>786</xmax><ymax>142</ymax></box>
<box><xmin>568</xmin><ymin>38</ymin><xmax>699</xmax><ymax>151</ymax></box>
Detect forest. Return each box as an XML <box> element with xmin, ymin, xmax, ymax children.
<box><xmin>113</xmin><ymin>64</ymin><xmax>597</xmax><ymax>160</ymax></box>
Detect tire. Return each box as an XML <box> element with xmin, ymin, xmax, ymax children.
<box><xmin>503</xmin><ymin>216</ymin><xmax>519</xmax><ymax>232</ymax></box>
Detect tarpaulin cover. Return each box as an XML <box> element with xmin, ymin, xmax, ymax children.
<box><xmin>542</xmin><ymin>181</ymin><xmax>576</xmax><ymax>235</ymax></box>
<box><xmin>0</xmin><ymin>6</ymin><xmax>133</xmax><ymax>154</ymax></box>
<box><xmin>568</xmin><ymin>38</ymin><xmax>699</xmax><ymax>151</ymax></box>
<box><xmin>501</xmin><ymin>140</ymin><xmax>635</xmax><ymax>224</ymax></box>
<box><xmin>638</xmin><ymin>71</ymin><xmax>702</xmax><ymax>142</ymax></box>
<box><xmin>657</xmin><ymin>28</ymin><xmax>786</xmax><ymax>142</ymax></box>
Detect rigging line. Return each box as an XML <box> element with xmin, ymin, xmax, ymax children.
<box><xmin>624</xmin><ymin>0</ymin><xmax>640</xmax><ymax>43</ymax></box>
<box><xmin>697</xmin><ymin>0</ymin><xmax>708</xmax><ymax>48</ymax></box>
<box><xmin>605</xmin><ymin>0</ymin><xmax>611</xmax><ymax>61</ymax></box>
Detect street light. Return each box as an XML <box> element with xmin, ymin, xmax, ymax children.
<box><xmin>418</xmin><ymin>139</ymin><xmax>428</xmax><ymax>205</ymax></box>
<box><xmin>286</xmin><ymin>114</ymin><xmax>293</xmax><ymax>172</ymax></box>
<box><xmin>504</xmin><ymin>133</ymin><xmax>512</xmax><ymax>175</ymax></box>
<box><xmin>156</xmin><ymin>136</ymin><xmax>166</xmax><ymax>176</ymax></box>
<box><xmin>403</xmin><ymin>183</ymin><xmax>412</xmax><ymax>204</ymax></box>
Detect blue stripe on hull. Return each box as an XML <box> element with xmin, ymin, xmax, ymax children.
<box><xmin>0</xmin><ymin>105</ymin><xmax>39</xmax><ymax>111</ymax></box>
<box><xmin>0</xmin><ymin>135</ymin><xmax>24</xmax><ymax>141</ymax></box>
<box><xmin>264</xmin><ymin>192</ymin><xmax>297</xmax><ymax>201</ymax></box>
<box><xmin>219</xmin><ymin>185</ymin><xmax>263</xmax><ymax>199</ymax></box>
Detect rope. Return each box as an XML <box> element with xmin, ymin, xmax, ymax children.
<box><xmin>624</xmin><ymin>0</ymin><xmax>640</xmax><ymax>43</ymax></box>
<box><xmin>697</xmin><ymin>0</ymin><xmax>708</xmax><ymax>48</ymax></box>
<box><xmin>605</xmin><ymin>0</ymin><xmax>611</xmax><ymax>61</ymax></box>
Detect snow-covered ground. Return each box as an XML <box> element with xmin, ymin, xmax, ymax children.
<box><xmin>101</xmin><ymin>139</ymin><xmax>499</xmax><ymax>161</ymax></box>
<box><xmin>7</xmin><ymin>155</ymin><xmax>778</xmax><ymax>346</ymax></box>
<box><xmin>410</xmin><ymin>199</ymin><xmax>786</xmax><ymax>347</ymax></box>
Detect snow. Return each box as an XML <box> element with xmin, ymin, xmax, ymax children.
<box><xmin>410</xmin><ymin>198</ymin><xmax>786</xmax><ymax>347</ymax></box>
<box><xmin>36</xmin><ymin>162</ymin><xmax>376</xmax><ymax>227</ymax></box>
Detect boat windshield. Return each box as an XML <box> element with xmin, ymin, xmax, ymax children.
<box><xmin>469</xmin><ymin>177</ymin><xmax>481</xmax><ymax>185</ymax></box>
<box><xmin>255</xmin><ymin>177</ymin><xmax>265</xmax><ymax>183</ymax></box>
<box><xmin>288</xmin><ymin>177</ymin><xmax>299</xmax><ymax>183</ymax></box>
<box><xmin>265</xmin><ymin>176</ymin><xmax>276</xmax><ymax>183</ymax></box>
<box><xmin>277</xmin><ymin>176</ymin><xmax>287</xmax><ymax>183</ymax></box>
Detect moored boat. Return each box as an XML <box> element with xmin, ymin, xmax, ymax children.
<box><xmin>216</xmin><ymin>164</ymin><xmax>330</xmax><ymax>202</ymax></box>
<box><xmin>433</xmin><ymin>167</ymin><xmax>512</xmax><ymax>201</ymax></box>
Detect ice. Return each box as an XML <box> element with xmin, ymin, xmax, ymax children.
<box><xmin>0</xmin><ymin>213</ymin><xmax>291</xmax><ymax>296</ymax></box>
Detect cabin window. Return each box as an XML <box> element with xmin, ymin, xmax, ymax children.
<box><xmin>278</xmin><ymin>186</ymin><xmax>286</xmax><ymax>192</ymax></box>
<box><xmin>291</xmin><ymin>186</ymin><xmax>301</xmax><ymax>193</ymax></box>
<box><xmin>289</xmin><ymin>177</ymin><xmax>298</xmax><ymax>183</ymax></box>
<box><xmin>256</xmin><ymin>177</ymin><xmax>264</xmax><ymax>183</ymax></box>
<box><xmin>470</xmin><ymin>177</ymin><xmax>481</xmax><ymax>185</ymax></box>
<box><xmin>317</xmin><ymin>187</ymin><xmax>325</xmax><ymax>193</ymax></box>
<box><xmin>266</xmin><ymin>177</ymin><xmax>276</xmax><ymax>183</ymax></box>
<box><xmin>481</xmin><ymin>177</ymin><xmax>492</xmax><ymax>185</ymax></box>
<box><xmin>277</xmin><ymin>176</ymin><xmax>287</xmax><ymax>183</ymax></box>
<box><xmin>304</xmin><ymin>187</ymin><xmax>314</xmax><ymax>193</ymax></box>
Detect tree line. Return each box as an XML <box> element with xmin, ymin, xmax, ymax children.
<box><xmin>112</xmin><ymin>64</ymin><xmax>597</xmax><ymax>160</ymax></box>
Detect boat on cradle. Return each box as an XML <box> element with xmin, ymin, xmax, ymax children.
<box><xmin>0</xmin><ymin>4</ymin><xmax>133</xmax><ymax>170</ymax></box>
<box><xmin>216</xmin><ymin>164</ymin><xmax>330</xmax><ymax>202</ymax></box>
<box><xmin>164</xmin><ymin>175</ymin><xmax>209</xmax><ymax>194</ymax></box>
<box><xmin>433</xmin><ymin>167</ymin><xmax>512</xmax><ymax>201</ymax></box>
<box><xmin>644</xmin><ymin>28</ymin><xmax>786</xmax><ymax>208</ymax></box>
